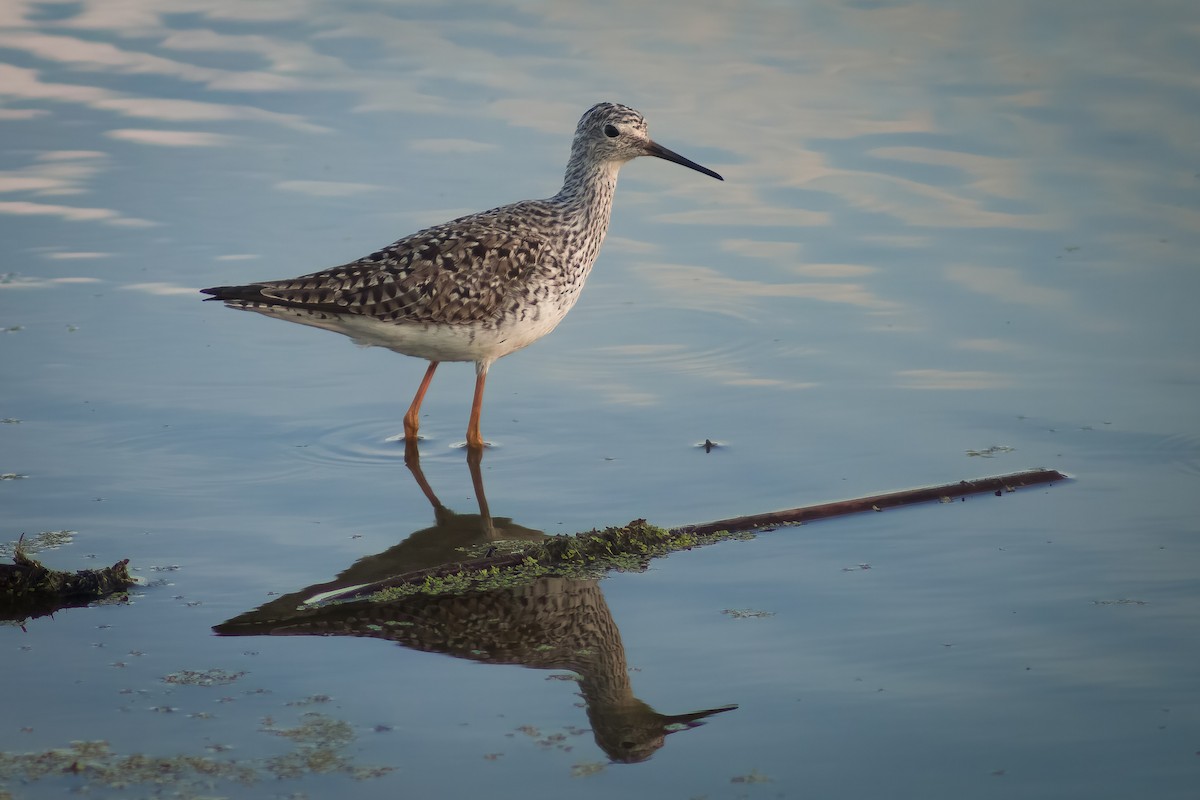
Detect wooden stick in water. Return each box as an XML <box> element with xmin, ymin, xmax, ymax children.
<box><xmin>308</xmin><ymin>468</ymin><xmax>1068</xmax><ymax>605</ymax></box>
<box><xmin>672</xmin><ymin>468</ymin><xmax>1069</xmax><ymax>537</ymax></box>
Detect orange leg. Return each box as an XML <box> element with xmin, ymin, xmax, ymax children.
<box><xmin>404</xmin><ymin>361</ymin><xmax>439</xmax><ymax>442</ymax></box>
<box><xmin>465</xmin><ymin>361</ymin><xmax>490</xmax><ymax>450</ymax></box>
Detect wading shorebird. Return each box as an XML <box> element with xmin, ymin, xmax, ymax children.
<box><xmin>202</xmin><ymin>102</ymin><xmax>722</xmax><ymax>449</ymax></box>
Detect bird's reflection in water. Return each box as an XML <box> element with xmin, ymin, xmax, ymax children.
<box><xmin>215</xmin><ymin>444</ymin><xmax>736</xmax><ymax>762</ymax></box>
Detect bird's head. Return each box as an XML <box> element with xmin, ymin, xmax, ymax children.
<box><xmin>572</xmin><ymin>102</ymin><xmax>723</xmax><ymax>181</ymax></box>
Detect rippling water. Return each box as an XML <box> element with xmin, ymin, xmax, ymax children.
<box><xmin>3</xmin><ymin>1</ymin><xmax>1199</xmax><ymax>798</ymax></box>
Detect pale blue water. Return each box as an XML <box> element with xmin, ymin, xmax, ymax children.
<box><xmin>3</xmin><ymin>1</ymin><xmax>1199</xmax><ymax>798</ymax></box>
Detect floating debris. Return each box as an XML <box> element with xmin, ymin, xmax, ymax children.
<box><xmin>259</xmin><ymin>713</ymin><xmax>393</xmax><ymax>780</ymax></box>
<box><xmin>967</xmin><ymin>445</ymin><xmax>1015</xmax><ymax>458</ymax></box>
<box><xmin>513</xmin><ymin>724</ymin><xmax>584</xmax><ymax>754</ymax></box>
<box><xmin>721</xmin><ymin>609</ymin><xmax>775</xmax><ymax>619</ymax></box>
<box><xmin>571</xmin><ymin>761</ymin><xmax>606</xmax><ymax>777</ymax></box>
<box><xmin>731</xmin><ymin>768</ymin><xmax>773</xmax><ymax>784</ymax></box>
<box><xmin>162</xmin><ymin>669</ymin><xmax>247</xmax><ymax>687</ymax></box>
<box><xmin>0</xmin><ymin>709</ymin><xmax>394</xmax><ymax>794</ymax></box>
<box><xmin>1</xmin><ymin>530</ymin><xmax>75</xmax><ymax>558</ymax></box>
<box><xmin>1</xmin><ymin>540</ymin><xmax>133</xmax><ymax>623</ymax></box>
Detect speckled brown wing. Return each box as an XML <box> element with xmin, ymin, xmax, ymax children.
<box><xmin>230</xmin><ymin>213</ymin><xmax>561</xmax><ymax>325</ymax></box>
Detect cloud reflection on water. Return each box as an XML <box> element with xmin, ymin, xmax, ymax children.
<box><xmin>644</xmin><ymin>263</ymin><xmax>899</xmax><ymax>319</ymax></box>
<box><xmin>0</xmin><ymin>0</ymin><xmax>1195</xmax><ymax>413</ymax></box>
<box><xmin>0</xmin><ymin>198</ymin><xmax>156</xmax><ymax>226</ymax></box>
<box><xmin>105</xmin><ymin>129</ymin><xmax>236</xmax><ymax>147</ymax></box>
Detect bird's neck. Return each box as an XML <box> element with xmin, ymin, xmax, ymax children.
<box><xmin>554</xmin><ymin>155</ymin><xmax>621</xmax><ymax>238</ymax></box>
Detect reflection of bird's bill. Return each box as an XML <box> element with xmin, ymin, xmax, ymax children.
<box><xmin>645</xmin><ymin>140</ymin><xmax>724</xmax><ymax>181</ymax></box>
<box><xmin>663</xmin><ymin>703</ymin><xmax>739</xmax><ymax>733</ymax></box>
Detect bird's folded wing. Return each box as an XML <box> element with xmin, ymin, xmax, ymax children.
<box><xmin>250</xmin><ymin>219</ymin><xmax>559</xmax><ymax>325</ymax></box>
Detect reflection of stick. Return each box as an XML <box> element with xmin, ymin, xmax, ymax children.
<box><xmin>674</xmin><ymin>468</ymin><xmax>1069</xmax><ymax>536</ymax></box>
<box><xmin>310</xmin><ymin>468</ymin><xmax>1068</xmax><ymax>605</ymax></box>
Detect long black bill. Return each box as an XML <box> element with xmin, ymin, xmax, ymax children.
<box><xmin>646</xmin><ymin>140</ymin><xmax>724</xmax><ymax>181</ymax></box>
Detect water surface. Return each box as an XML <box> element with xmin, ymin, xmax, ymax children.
<box><xmin>2</xmin><ymin>1</ymin><xmax>1199</xmax><ymax>798</ymax></box>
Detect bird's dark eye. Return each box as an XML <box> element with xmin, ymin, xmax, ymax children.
<box><xmin>603</xmin><ymin>124</ymin><xmax>619</xmax><ymax>138</ymax></box>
